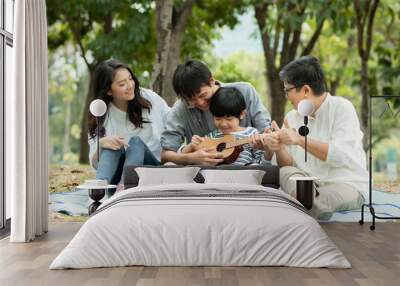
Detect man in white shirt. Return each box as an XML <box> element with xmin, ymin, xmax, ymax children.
<box><xmin>263</xmin><ymin>56</ymin><xmax>368</xmax><ymax>219</ymax></box>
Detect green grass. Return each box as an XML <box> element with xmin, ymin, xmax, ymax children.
<box><xmin>48</xmin><ymin>164</ymin><xmax>94</xmax><ymax>222</ymax></box>
<box><xmin>49</xmin><ymin>164</ymin><xmax>95</xmax><ymax>193</ymax></box>
<box><xmin>49</xmin><ymin>212</ymin><xmax>88</xmax><ymax>222</ymax></box>
<box><xmin>373</xmin><ymin>172</ymin><xmax>400</xmax><ymax>193</ymax></box>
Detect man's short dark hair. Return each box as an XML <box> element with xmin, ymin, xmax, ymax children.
<box><xmin>172</xmin><ymin>60</ymin><xmax>212</xmax><ymax>101</ymax></box>
<box><xmin>279</xmin><ymin>55</ymin><xmax>325</xmax><ymax>95</ymax></box>
<box><xmin>209</xmin><ymin>87</ymin><xmax>246</xmax><ymax>119</ymax></box>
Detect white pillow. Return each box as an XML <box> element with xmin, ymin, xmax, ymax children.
<box><xmin>136</xmin><ymin>167</ymin><xmax>201</xmax><ymax>186</ymax></box>
<box><xmin>200</xmin><ymin>169</ymin><xmax>265</xmax><ymax>185</ymax></box>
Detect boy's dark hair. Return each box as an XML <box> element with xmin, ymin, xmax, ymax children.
<box><xmin>209</xmin><ymin>87</ymin><xmax>246</xmax><ymax>119</ymax></box>
<box><xmin>173</xmin><ymin>60</ymin><xmax>212</xmax><ymax>101</ymax></box>
<box><xmin>279</xmin><ymin>55</ymin><xmax>325</xmax><ymax>96</ymax></box>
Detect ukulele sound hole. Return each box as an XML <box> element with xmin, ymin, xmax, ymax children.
<box><xmin>216</xmin><ymin>143</ymin><xmax>226</xmax><ymax>152</ymax></box>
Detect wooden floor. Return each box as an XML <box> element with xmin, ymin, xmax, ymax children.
<box><xmin>0</xmin><ymin>222</ymin><xmax>399</xmax><ymax>286</ymax></box>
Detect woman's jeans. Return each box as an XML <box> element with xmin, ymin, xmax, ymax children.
<box><xmin>96</xmin><ymin>136</ymin><xmax>160</xmax><ymax>186</ymax></box>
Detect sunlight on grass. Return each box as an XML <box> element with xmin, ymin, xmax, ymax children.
<box><xmin>49</xmin><ymin>212</ymin><xmax>88</xmax><ymax>222</ymax></box>
<box><xmin>374</xmin><ymin>172</ymin><xmax>400</xmax><ymax>193</ymax></box>
<box><xmin>49</xmin><ymin>164</ymin><xmax>95</xmax><ymax>193</ymax></box>
<box><xmin>49</xmin><ymin>164</ymin><xmax>94</xmax><ymax>222</ymax></box>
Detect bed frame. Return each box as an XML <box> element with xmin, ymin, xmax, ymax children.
<box><xmin>123</xmin><ymin>164</ymin><xmax>280</xmax><ymax>189</ymax></box>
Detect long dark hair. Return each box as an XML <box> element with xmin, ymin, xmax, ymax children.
<box><xmin>88</xmin><ymin>59</ymin><xmax>152</xmax><ymax>139</ymax></box>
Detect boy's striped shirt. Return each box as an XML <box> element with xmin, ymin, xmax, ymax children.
<box><xmin>207</xmin><ymin>127</ymin><xmax>266</xmax><ymax>166</ymax></box>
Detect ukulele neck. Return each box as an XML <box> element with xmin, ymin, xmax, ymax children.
<box><xmin>226</xmin><ymin>136</ymin><xmax>255</xmax><ymax>149</ymax></box>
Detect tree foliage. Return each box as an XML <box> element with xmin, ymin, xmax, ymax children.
<box><xmin>48</xmin><ymin>46</ymin><xmax>88</xmax><ymax>163</ymax></box>
<box><xmin>251</xmin><ymin>0</ymin><xmax>354</xmax><ymax>126</ymax></box>
<box><xmin>150</xmin><ymin>0</ymin><xmax>248</xmax><ymax>105</ymax></box>
<box><xmin>47</xmin><ymin>0</ymin><xmax>400</xmax><ymax>163</ymax></box>
<box><xmin>47</xmin><ymin>0</ymin><xmax>157</xmax><ymax>163</ymax></box>
<box><xmin>47</xmin><ymin>0</ymin><xmax>156</xmax><ymax>73</ymax></box>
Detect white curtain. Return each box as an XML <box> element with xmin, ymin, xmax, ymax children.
<box><xmin>7</xmin><ymin>0</ymin><xmax>48</xmax><ymax>242</ymax></box>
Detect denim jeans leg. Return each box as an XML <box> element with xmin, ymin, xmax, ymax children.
<box><xmin>96</xmin><ymin>148</ymin><xmax>125</xmax><ymax>185</ymax></box>
<box><xmin>124</xmin><ymin>136</ymin><xmax>160</xmax><ymax>166</ymax></box>
<box><xmin>143</xmin><ymin>145</ymin><xmax>160</xmax><ymax>165</ymax></box>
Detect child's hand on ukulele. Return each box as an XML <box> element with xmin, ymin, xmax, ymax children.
<box><xmin>248</xmin><ymin>133</ymin><xmax>264</xmax><ymax>150</ymax></box>
<box><xmin>190</xmin><ymin>135</ymin><xmax>204</xmax><ymax>148</ymax></box>
<box><xmin>181</xmin><ymin>135</ymin><xmax>205</xmax><ymax>153</ymax></box>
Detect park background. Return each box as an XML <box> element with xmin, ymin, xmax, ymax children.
<box><xmin>46</xmin><ymin>1</ymin><xmax>399</xmax><ymax>208</ymax></box>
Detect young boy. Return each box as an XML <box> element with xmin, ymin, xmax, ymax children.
<box><xmin>160</xmin><ymin>60</ymin><xmax>271</xmax><ymax>165</ymax></box>
<box><xmin>181</xmin><ymin>87</ymin><xmax>269</xmax><ymax>166</ymax></box>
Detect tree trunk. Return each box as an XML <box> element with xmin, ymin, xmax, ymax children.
<box><xmin>151</xmin><ymin>0</ymin><xmax>196</xmax><ymax>106</ymax></box>
<box><xmin>62</xmin><ymin>99</ymin><xmax>71</xmax><ymax>159</ymax></box>
<box><xmin>151</xmin><ymin>0</ymin><xmax>173</xmax><ymax>101</ymax></box>
<box><xmin>353</xmin><ymin>0</ymin><xmax>380</xmax><ymax>151</ymax></box>
<box><xmin>162</xmin><ymin>28</ymin><xmax>185</xmax><ymax>106</ymax></box>
<box><xmin>78</xmin><ymin>70</ymin><xmax>94</xmax><ymax>164</ymax></box>
<box><xmin>329</xmin><ymin>79</ymin><xmax>339</xmax><ymax>96</ymax></box>
<box><xmin>268</xmin><ymin>77</ymin><xmax>286</xmax><ymax>127</ymax></box>
<box><xmin>254</xmin><ymin>2</ymin><xmax>323</xmax><ymax>127</ymax></box>
<box><xmin>360</xmin><ymin>59</ymin><xmax>370</xmax><ymax>151</ymax></box>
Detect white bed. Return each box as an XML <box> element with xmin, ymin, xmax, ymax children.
<box><xmin>50</xmin><ymin>183</ymin><xmax>350</xmax><ymax>269</ymax></box>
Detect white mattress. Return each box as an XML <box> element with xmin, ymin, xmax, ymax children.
<box><xmin>50</xmin><ymin>183</ymin><xmax>350</xmax><ymax>269</ymax></box>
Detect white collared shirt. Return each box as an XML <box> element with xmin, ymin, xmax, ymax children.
<box><xmin>284</xmin><ymin>93</ymin><xmax>369</xmax><ymax>199</ymax></box>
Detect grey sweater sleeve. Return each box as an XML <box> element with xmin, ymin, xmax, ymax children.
<box><xmin>246</xmin><ymin>84</ymin><xmax>271</xmax><ymax>132</ymax></box>
<box><xmin>160</xmin><ymin>105</ymin><xmax>186</xmax><ymax>152</ymax></box>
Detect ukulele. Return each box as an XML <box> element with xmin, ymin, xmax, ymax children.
<box><xmin>194</xmin><ymin>133</ymin><xmax>264</xmax><ymax>164</ymax></box>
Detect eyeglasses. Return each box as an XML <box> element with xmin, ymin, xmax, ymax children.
<box><xmin>284</xmin><ymin>85</ymin><xmax>302</xmax><ymax>97</ymax></box>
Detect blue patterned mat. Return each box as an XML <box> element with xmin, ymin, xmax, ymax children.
<box><xmin>327</xmin><ymin>190</ymin><xmax>400</xmax><ymax>222</ymax></box>
<box><xmin>49</xmin><ymin>189</ymin><xmax>400</xmax><ymax>222</ymax></box>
